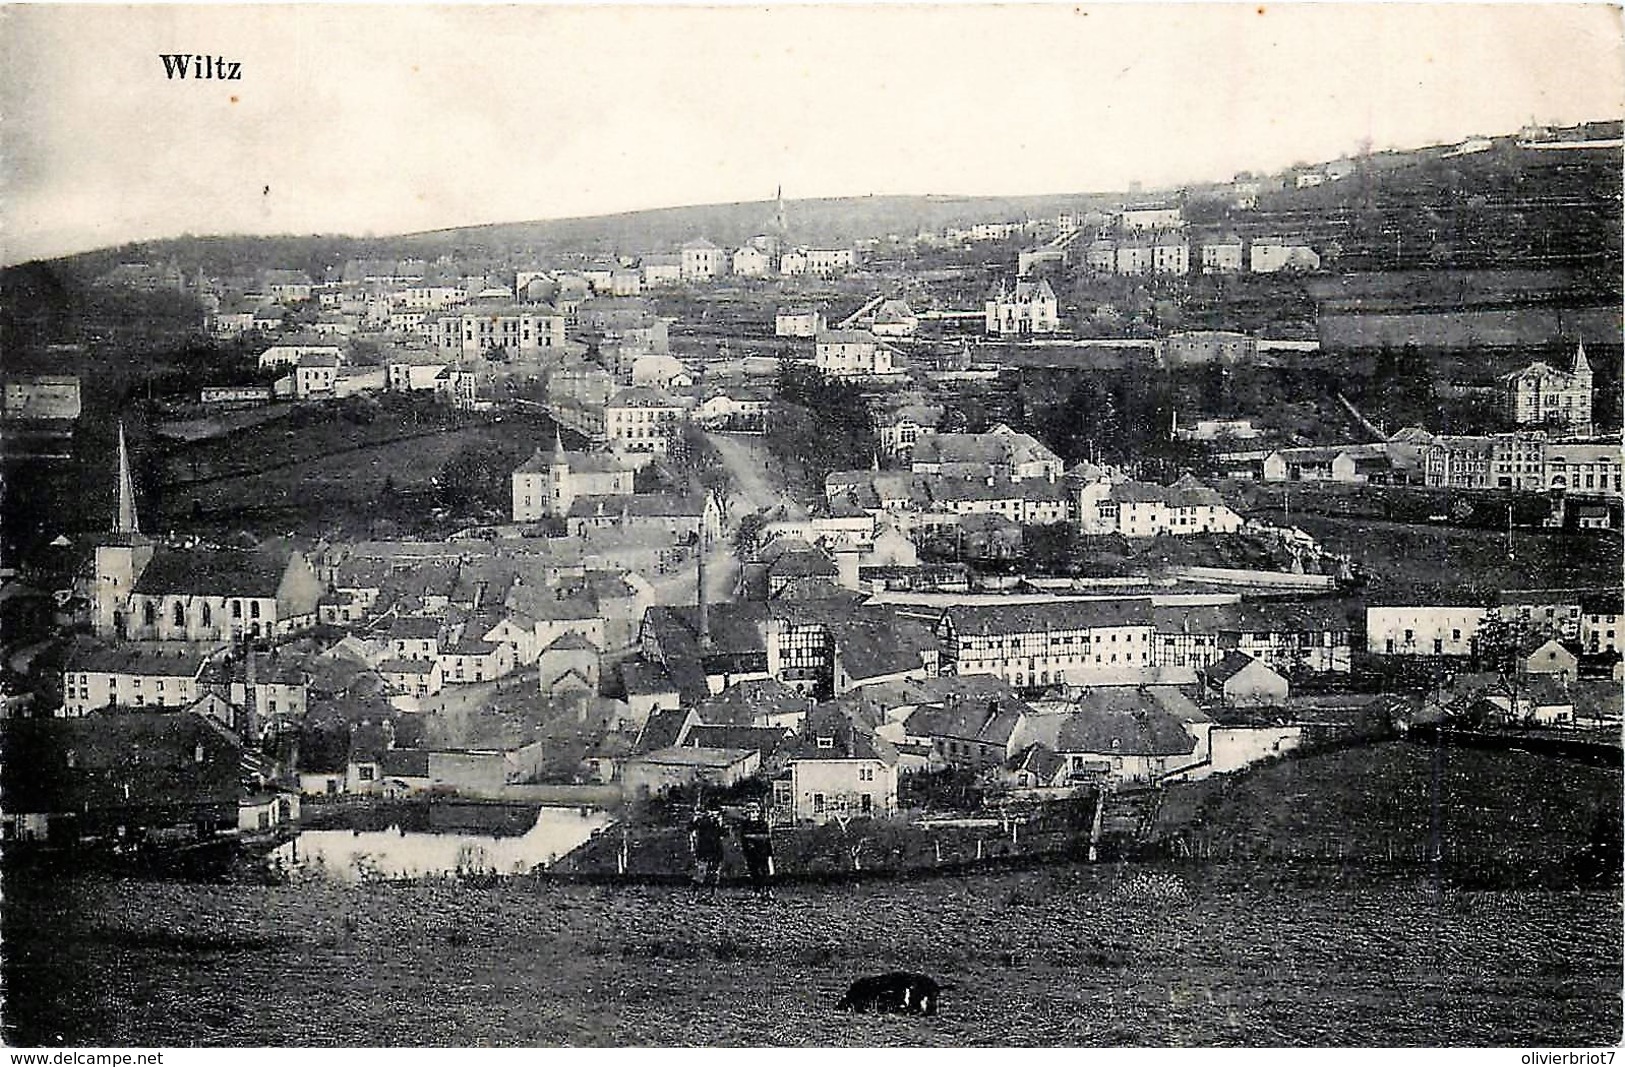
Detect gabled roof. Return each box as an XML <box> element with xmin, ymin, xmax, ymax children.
<box><xmin>1007</xmin><ymin>742</ymin><xmax>1065</xmax><ymax>782</ymax></box>
<box><xmin>1055</xmin><ymin>691</ymin><xmax>1197</xmax><ymax>757</ymax></box>
<box><xmin>63</xmin><ymin>639</ymin><xmax>216</xmax><ymax>678</ymax></box>
<box><xmin>1581</xmin><ymin>591</ymin><xmax>1625</xmax><ymax>616</ymax></box>
<box><xmin>693</xmin><ymin>677</ymin><xmax>808</xmax><ymax>726</ymax></box>
<box><xmin>543</xmin><ymin>632</ymin><xmax>601</xmax><ymax>654</ymax></box>
<box><xmin>781</xmin><ymin>709</ymin><xmax>898</xmax><ymax>764</ymax></box>
<box><xmin>388</xmin><ymin>615</ymin><xmax>444</xmax><ymax>640</ymax></box>
<box><xmin>1203</xmin><ymin>650</ymin><xmax>1278</xmax><ymax>685</ymax></box>
<box><xmin>909</xmin><ymin>695</ymin><xmax>1026</xmax><ymax>746</ymax></box>
<box><xmin>131</xmin><ymin>547</ymin><xmax>296</xmax><ymax>599</ymax></box>
<box><xmin>683</xmin><ymin>724</ymin><xmax>791</xmax><ymax>758</ymax></box>
<box><xmin>381</xmin><ymin>749</ymin><xmax>431</xmax><ymax>779</ymax></box>
<box><xmin>378</xmin><ymin>658</ymin><xmax>437</xmax><ymax>675</ymax></box>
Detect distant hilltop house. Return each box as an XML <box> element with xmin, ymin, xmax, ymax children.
<box><xmin>868</xmin><ymin>299</ymin><xmax>919</xmax><ymax>338</ymax></box>
<box><xmin>1158</xmin><ymin>331</ymin><xmax>1258</xmax><ymax>366</ymax></box>
<box><xmin>257</xmin><ymin>344</ymin><xmax>343</xmax><ymax>370</ymax></box>
<box><xmin>910</xmin><ymin>423</ymin><xmax>1063</xmax><ymax>483</ymax></box>
<box><xmin>1119</xmin><ymin>204</ymin><xmax>1183</xmax><ymax>232</ymax></box>
<box><xmin>640</xmin><ymin>254</ymin><xmax>683</xmax><ymax>288</ymax></box>
<box><xmin>775</xmin><ymin>306</ymin><xmax>825</xmax><ymax>338</ymax></box>
<box><xmin>985</xmin><ymin>278</ymin><xmax>1059</xmax><ymax>336</ymax></box>
<box><xmin>3</xmin><ymin>376</ymin><xmax>81</xmax><ymax>421</ymax></box>
<box><xmin>1249</xmin><ymin>237</ymin><xmax>1320</xmax><ymax>274</ymax></box>
<box><xmin>1501</xmin><ymin>343</ymin><xmax>1593</xmax><ymax>434</ymax></box>
<box><xmin>1200</xmin><ymin>234</ymin><xmax>1245</xmax><ymax>274</ymax></box>
<box><xmin>731</xmin><ymin>245</ymin><xmax>772</xmax><ymax>278</ymax></box>
<box><xmin>814</xmin><ymin>329</ymin><xmax>897</xmax><ymax>379</ymax></box>
<box><xmin>680</xmin><ymin>238</ymin><xmax>725</xmax><ymax>281</ymax></box>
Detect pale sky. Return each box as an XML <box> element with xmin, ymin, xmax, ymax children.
<box><xmin>2</xmin><ymin>3</ymin><xmax>1621</xmax><ymax>264</ymax></box>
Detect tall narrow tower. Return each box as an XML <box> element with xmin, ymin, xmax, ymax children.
<box><xmin>772</xmin><ymin>185</ymin><xmax>789</xmax><ymax>241</ymax></box>
<box><xmin>115</xmin><ymin>421</ymin><xmax>140</xmax><ymax>535</ymax></box>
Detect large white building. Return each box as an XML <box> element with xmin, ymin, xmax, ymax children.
<box><xmin>680</xmin><ymin>239</ymin><xmax>726</xmax><ymax>281</ymax></box>
<box><xmin>428</xmin><ymin>304</ymin><xmax>566</xmax><ymax>359</ymax></box>
<box><xmin>1366</xmin><ymin>604</ymin><xmax>1488</xmax><ymax>657</ymax></box>
<box><xmin>605</xmin><ymin>386</ymin><xmax>691</xmax><ymax>457</ymax></box>
<box><xmin>1075</xmin><ymin>475</ymin><xmax>1243</xmax><ymax>538</ymax></box>
<box><xmin>814</xmin><ymin>330</ymin><xmax>895</xmax><ymax>378</ymax></box>
<box><xmin>937</xmin><ymin>599</ymin><xmax>1157</xmax><ymax>689</ymax></box>
<box><xmin>985</xmin><ymin>278</ymin><xmax>1059</xmax><ymax>336</ymax></box>
<box><xmin>1502</xmin><ymin>344</ymin><xmax>1593</xmax><ymax>434</ymax></box>
<box><xmin>59</xmin><ymin>641</ymin><xmax>218</xmax><ymax>716</ymax></box>
<box><xmin>1249</xmin><ymin>238</ymin><xmax>1320</xmax><ymax>274</ymax></box>
<box><xmin>511</xmin><ymin>442</ymin><xmax>637</xmax><ymax>521</ymax></box>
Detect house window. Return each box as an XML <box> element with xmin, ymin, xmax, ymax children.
<box><xmin>812</xmin><ymin>793</ymin><xmax>825</xmax><ymax>814</ymax></box>
<box><xmin>251</xmin><ymin>601</ymin><xmax>262</xmax><ymax>619</ymax></box>
<box><xmin>358</xmin><ymin>765</ymin><xmax>375</xmax><ymax>782</ymax></box>
<box><xmin>816</xmin><ymin>736</ymin><xmax>834</xmax><ymax>750</ymax></box>
<box><xmin>233</xmin><ymin>600</ymin><xmax>242</xmax><ymax>619</ymax></box>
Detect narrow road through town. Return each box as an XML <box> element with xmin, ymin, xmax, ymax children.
<box><xmin>704</xmin><ymin>431</ymin><xmax>808</xmax><ymax>522</ymax></box>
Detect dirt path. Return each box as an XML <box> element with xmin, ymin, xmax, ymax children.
<box><xmin>706</xmin><ymin>431</ymin><xmax>807</xmax><ymax>522</ymax></box>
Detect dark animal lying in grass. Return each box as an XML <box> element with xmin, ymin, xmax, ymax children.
<box><xmin>836</xmin><ymin>972</ymin><xmax>951</xmax><ymax>1016</ymax></box>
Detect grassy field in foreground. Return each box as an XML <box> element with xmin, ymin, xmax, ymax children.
<box><xmin>4</xmin><ymin>744</ymin><xmax>1620</xmax><ymax>1047</ymax></box>
<box><xmin>3</xmin><ymin>864</ymin><xmax>1619</xmax><ymax>1047</ymax></box>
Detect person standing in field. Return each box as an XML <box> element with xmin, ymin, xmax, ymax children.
<box><xmin>737</xmin><ymin>800</ymin><xmax>775</xmax><ymax>899</ymax></box>
<box><xmin>688</xmin><ymin>802</ymin><xmax>726</xmax><ymax>901</ymax></box>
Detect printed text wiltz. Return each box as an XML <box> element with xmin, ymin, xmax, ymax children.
<box><xmin>160</xmin><ymin>54</ymin><xmax>242</xmax><ymax>80</ymax></box>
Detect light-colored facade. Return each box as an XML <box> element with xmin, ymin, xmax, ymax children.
<box><xmin>1366</xmin><ymin>605</ymin><xmax>1488</xmax><ymax>657</ymax></box>
<box><xmin>985</xmin><ymin>278</ymin><xmax>1059</xmax><ymax>336</ymax></box>
<box><xmin>814</xmin><ymin>330</ymin><xmax>894</xmax><ymax>378</ymax></box>
<box><xmin>604</xmin><ymin>387</ymin><xmax>690</xmax><ymax>456</ymax></box>
<box><xmin>681</xmin><ymin>240</ymin><xmax>726</xmax><ymax>281</ymax></box>
<box><xmin>511</xmin><ymin>447</ymin><xmax>636</xmax><ymax>521</ymax></box>
<box><xmin>1502</xmin><ymin>345</ymin><xmax>1592</xmax><ymax>432</ymax></box>
<box><xmin>938</xmin><ymin>600</ymin><xmax>1158</xmax><ymax>689</ymax></box>
<box><xmin>775</xmin><ymin>307</ymin><xmax>825</xmax><ymax>337</ymax></box>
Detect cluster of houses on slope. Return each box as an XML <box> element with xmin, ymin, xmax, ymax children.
<box><xmin>1216</xmin><ymin>348</ymin><xmax>1618</xmax><ymax>513</ymax></box>
<box><xmin>1007</xmin><ymin>204</ymin><xmax>1319</xmax><ymax>281</ymax></box>
<box><xmin>35</xmin><ymin>496</ymin><xmax>1625</xmax><ymax>841</ymax></box>
<box><xmin>824</xmin><ymin>424</ymin><xmax>1243</xmax><ymax>544</ymax></box>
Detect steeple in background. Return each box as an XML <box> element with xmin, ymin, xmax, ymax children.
<box><xmin>115</xmin><ymin>421</ymin><xmax>140</xmax><ymax>535</ymax></box>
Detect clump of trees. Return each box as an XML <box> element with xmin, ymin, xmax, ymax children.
<box><xmin>765</xmin><ymin>361</ymin><xmax>879</xmax><ymax>500</ymax></box>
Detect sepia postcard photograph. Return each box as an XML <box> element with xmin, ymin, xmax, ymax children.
<box><xmin>0</xmin><ymin>0</ymin><xmax>1622</xmax><ymax>1051</ymax></box>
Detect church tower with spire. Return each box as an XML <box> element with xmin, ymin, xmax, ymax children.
<box><xmin>92</xmin><ymin>420</ymin><xmax>154</xmax><ymax>637</ymax></box>
<box><xmin>773</xmin><ymin>185</ymin><xmax>789</xmax><ymax>240</ymax></box>
<box><xmin>115</xmin><ymin>421</ymin><xmax>140</xmax><ymax>536</ymax></box>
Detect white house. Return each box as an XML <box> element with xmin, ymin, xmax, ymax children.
<box><xmin>814</xmin><ymin>330</ymin><xmax>895</xmax><ymax>378</ymax></box>
<box><xmin>775</xmin><ymin>307</ymin><xmax>825</xmax><ymax>338</ymax></box>
<box><xmin>985</xmin><ymin>278</ymin><xmax>1059</xmax><ymax>336</ymax></box>
<box><xmin>680</xmin><ymin>239</ymin><xmax>726</xmax><ymax>281</ymax></box>
<box><xmin>1366</xmin><ymin>604</ymin><xmax>1488</xmax><ymax>657</ymax></box>
<box><xmin>776</xmin><ymin>712</ymin><xmax>899</xmax><ymax>824</ymax></box>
